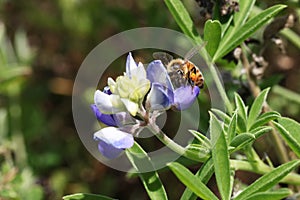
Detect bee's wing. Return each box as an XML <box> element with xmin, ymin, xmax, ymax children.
<box><xmin>152</xmin><ymin>52</ymin><xmax>173</xmax><ymax>66</ymax></box>
<box><xmin>184</xmin><ymin>41</ymin><xmax>207</xmax><ymax>61</ymax></box>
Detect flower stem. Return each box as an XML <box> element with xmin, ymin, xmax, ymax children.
<box><xmin>208</xmin><ymin>62</ymin><xmax>233</xmax><ymax>113</ymax></box>
<box><xmin>230</xmin><ymin>159</ymin><xmax>300</xmax><ymax>185</ymax></box>
<box><xmin>146</xmin><ymin>122</ymin><xmax>209</xmax><ymax>162</ymax></box>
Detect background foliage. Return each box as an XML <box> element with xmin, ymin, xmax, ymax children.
<box><xmin>0</xmin><ymin>0</ymin><xmax>299</xmax><ymax>199</ymax></box>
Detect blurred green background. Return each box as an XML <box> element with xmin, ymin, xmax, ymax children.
<box><xmin>0</xmin><ymin>0</ymin><xmax>299</xmax><ymax>199</ymax></box>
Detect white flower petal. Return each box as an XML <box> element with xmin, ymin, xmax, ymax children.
<box><xmin>94</xmin><ymin>90</ymin><xmax>125</xmax><ymax>114</ymax></box>
<box><xmin>121</xmin><ymin>98</ymin><xmax>139</xmax><ymax>116</ymax></box>
<box><xmin>126</xmin><ymin>52</ymin><xmax>138</xmax><ymax>78</ymax></box>
<box><xmin>128</xmin><ymin>79</ymin><xmax>150</xmax><ymax>102</ymax></box>
<box><xmin>107</xmin><ymin>77</ymin><xmax>116</xmax><ymax>93</ymax></box>
<box><xmin>131</xmin><ymin>63</ymin><xmax>147</xmax><ymax>81</ymax></box>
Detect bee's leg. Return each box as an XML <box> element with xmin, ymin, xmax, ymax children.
<box><xmin>188</xmin><ymin>78</ymin><xmax>194</xmax><ymax>86</ymax></box>
<box><xmin>177</xmin><ymin>69</ymin><xmax>184</xmax><ymax>75</ymax></box>
<box><xmin>188</xmin><ymin>80</ymin><xmax>195</xmax><ymax>94</ymax></box>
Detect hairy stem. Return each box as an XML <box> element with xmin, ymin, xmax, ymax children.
<box><xmin>208</xmin><ymin>62</ymin><xmax>233</xmax><ymax>113</ymax></box>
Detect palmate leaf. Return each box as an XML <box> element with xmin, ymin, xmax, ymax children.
<box><xmin>168</xmin><ymin>162</ymin><xmax>218</xmax><ymax>200</ymax></box>
<box><xmin>126</xmin><ymin>142</ymin><xmax>168</xmax><ymax>200</ymax></box>
<box><xmin>210</xmin><ymin>112</ymin><xmax>231</xmax><ymax>200</ymax></box>
<box><xmin>234</xmin><ymin>160</ymin><xmax>300</xmax><ymax>200</ymax></box>
<box><xmin>213</xmin><ymin>4</ymin><xmax>287</xmax><ymax>61</ymax></box>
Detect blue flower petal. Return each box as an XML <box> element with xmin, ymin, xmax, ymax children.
<box><xmin>146</xmin><ymin>60</ymin><xmax>173</xmax><ymax>90</ymax></box>
<box><xmin>173</xmin><ymin>86</ymin><xmax>200</xmax><ymax>110</ymax></box>
<box><xmin>147</xmin><ymin>82</ymin><xmax>174</xmax><ymax>110</ymax></box>
<box><xmin>97</xmin><ymin>140</ymin><xmax>125</xmax><ymax>159</ymax></box>
<box><xmin>94</xmin><ymin>127</ymin><xmax>134</xmax><ymax>159</ymax></box>
<box><xmin>90</xmin><ymin>104</ymin><xmax>117</xmax><ymax>126</ymax></box>
<box><xmin>114</xmin><ymin>112</ymin><xmax>136</xmax><ymax>127</ymax></box>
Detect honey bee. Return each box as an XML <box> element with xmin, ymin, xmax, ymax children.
<box><xmin>153</xmin><ymin>43</ymin><xmax>205</xmax><ymax>89</ymax></box>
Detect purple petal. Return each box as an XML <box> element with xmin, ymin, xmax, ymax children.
<box><xmin>114</xmin><ymin>112</ymin><xmax>136</xmax><ymax>127</ymax></box>
<box><xmin>173</xmin><ymin>86</ymin><xmax>200</xmax><ymax>110</ymax></box>
<box><xmin>146</xmin><ymin>60</ymin><xmax>173</xmax><ymax>90</ymax></box>
<box><xmin>97</xmin><ymin>140</ymin><xmax>125</xmax><ymax>159</ymax></box>
<box><xmin>94</xmin><ymin>127</ymin><xmax>134</xmax><ymax>159</ymax></box>
<box><xmin>147</xmin><ymin>82</ymin><xmax>174</xmax><ymax>110</ymax></box>
<box><xmin>91</xmin><ymin>104</ymin><xmax>117</xmax><ymax>126</ymax></box>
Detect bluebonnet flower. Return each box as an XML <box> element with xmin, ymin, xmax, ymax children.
<box><xmin>91</xmin><ymin>52</ymin><xmax>201</xmax><ymax>159</ymax></box>
<box><xmin>146</xmin><ymin>60</ymin><xmax>200</xmax><ymax>111</ymax></box>
<box><xmin>94</xmin><ymin>127</ymin><xmax>134</xmax><ymax>159</ymax></box>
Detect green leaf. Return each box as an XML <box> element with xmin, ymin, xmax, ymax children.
<box><xmin>273</xmin><ymin>121</ymin><xmax>300</xmax><ymax>158</ymax></box>
<box><xmin>180</xmin><ymin>159</ymin><xmax>214</xmax><ymax>200</ymax></box>
<box><xmin>234</xmin><ymin>93</ymin><xmax>247</xmax><ymax>132</ymax></box>
<box><xmin>186</xmin><ymin>144</ymin><xmax>211</xmax><ymax>156</ymax></box>
<box><xmin>249</xmin><ymin>111</ymin><xmax>280</xmax><ymax>131</ymax></box>
<box><xmin>126</xmin><ymin>142</ymin><xmax>168</xmax><ymax>200</ymax></box>
<box><xmin>204</xmin><ymin>20</ymin><xmax>222</xmax><ymax>57</ymax></box>
<box><xmin>247</xmin><ymin>88</ymin><xmax>270</xmax><ymax>129</ymax></box>
<box><xmin>168</xmin><ymin>162</ymin><xmax>218</xmax><ymax>200</ymax></box>
<box><xmin>163</xmin><ymin>0</ymin><xmax>202</xmax><ymax>43</ymax></box>
<box><xmin>281</xmin><ymin>28</ymin><xmax>300</xmax><ymax>50</ymax></box>
<box><xmin>244</xmin><ymin>188</ymin><xmax>292</xmax><ymax>200</ymax></box>
<box><xmin>230</xmin><ymin>133</ymin><xmax>255</xmax><ymax>152</ymax></box>
<box><xmin>251</xmin><ymin>126</ymin><xmax>273</xmax><ymax>138</ymax></box>
<box><xmin>228</xmin><ymin>111</ymin><xmax>238</xmax><ymax>143</ymax></box>
<box><xmin>186</xmin><ymin>144</ymin><xmax>211</xmax><ymax>158</ymax></box>
<box><xmin>188</xmin><ymin>130</ymin><xmax>211</xmax><ymax>148</ymax></box>
<box><xmin>210</xmin><ymin>112</ymin><xmax>231</xmax><ymax>200</ymax></box>
<box><xmin>219</xmin><ymin>0</ymin><xmax>256</xmax><ymax>39</ymax></box>
<box><xmin>234</xmin><ymin>160</ymin><xmax>300</xmax><ymax>200</ymax></box>
<box><xmin>278</xmin><ymin>117</ymin><xmax>300</xmax><ymax>145</ymax></box>
<box><xmin>232</xmin><ymin>0</ymin><xmax>256</xmax><ymax>27</ymax></box>
<box><xmin>213</xmin><ymin>4</ymin><xmax>287</xmax><ymax>60</ymax></box>
<box><xmin>272</xmin><ymin>85</ymin><xmax>300</xmax><ymax>105</ymax></box>
<box><xmin>234</xmin><ymin>93</ymin><xmax>247</xmax><ymax>120</ymax></box>
<box><xmin>211</xmin><ymin>108</ymin><xmax>231</xmax><ymax>125</ymax></box>
<box><xmin>0</xmin><ymin>66</ymin><xmax>31</xmax><ymax>81</ymax></box>
<box><xmin>63</xmin><ymin>193</ymin><xmax>115</xmax><ymax>200</ymax></box>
